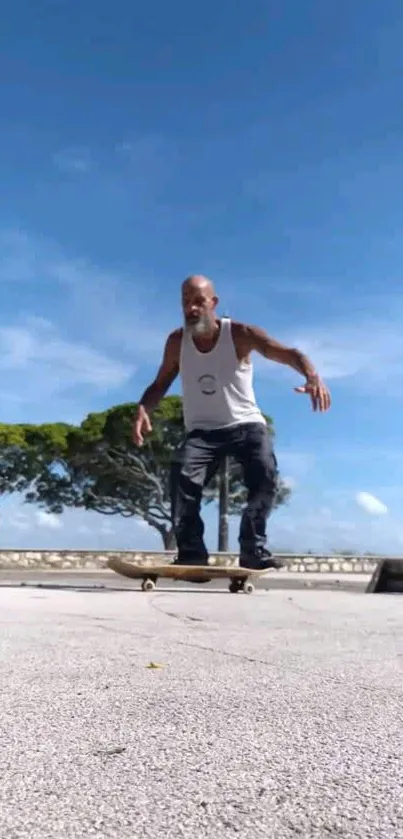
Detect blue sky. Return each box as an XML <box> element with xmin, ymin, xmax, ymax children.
<box><xmin>1</xmin><ymin>0</ymin><xmax>403</xmax><ymax>554</ymax></box>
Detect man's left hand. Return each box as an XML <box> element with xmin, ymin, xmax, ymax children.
<box><xmin>294</xmin><ymin>375</ymin><xmax>331</xmax><ymax>412</ymax></box>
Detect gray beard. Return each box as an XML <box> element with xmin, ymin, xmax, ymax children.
<box><xmin>185</xmin><ymin>315</ymin><xmax>213</xmax><ymax>337</ymax></box>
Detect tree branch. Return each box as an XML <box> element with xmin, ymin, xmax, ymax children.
<box><xmin>106</xmin><ymin>448</ymin><xmax>166</xmax><ymax>505</ymax></box>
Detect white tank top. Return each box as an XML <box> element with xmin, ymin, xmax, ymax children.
<box><xmin>179</xmin><ymin>318</ymin><xmax>265</xmax><ymax>431</ymax></box>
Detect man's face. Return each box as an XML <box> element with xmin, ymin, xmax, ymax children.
<box><xmin>182</xmin><ymin>286</ymin><xmax>217</xmax><ymax>335</ymax></box>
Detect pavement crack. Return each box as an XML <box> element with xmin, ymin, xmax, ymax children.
<box><xmin>149</xmin><ymin>596</ymin><xmax>205</xmax><ymax>626</ymax></box>
<box><xmin>92</xmin><ymin>746</ymin><xmax>127</xmax><ymax>757</ymax></box>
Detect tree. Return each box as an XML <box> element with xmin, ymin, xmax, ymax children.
<box><xmin>0</xmin><ymin>397</ymin><xmax>291</xmax><ymax>550</ymax></box>
<box><xmin>0</xmin><ymin>398</ymin><xmax>184</xmax><ymax>548</ymax></box>
<box><xmin>69</xmin><ymin>397</ymin><xmax>185</xmax><ymax>548</ymax></box>
<box><xmin>0</xmin><ymin>422</ymin><xmax>71</xmax><ymax>497</ymax></box>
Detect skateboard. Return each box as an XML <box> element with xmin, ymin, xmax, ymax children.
<box><xmin>107</xmin><ymin>557</ymin><xmax>266</xmax><ymax>594</ymax></box>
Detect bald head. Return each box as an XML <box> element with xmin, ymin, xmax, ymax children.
<box><xmin>181</xmin><ymin>274</ymin><xmax>219</xmax><ymax>337</ymax></box>
<box><xmin>182</xmin><ymin>274</ymin><xmax>216</xmax><ymax>296</ymax></box>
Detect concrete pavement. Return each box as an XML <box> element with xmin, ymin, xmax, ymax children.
<box><xmin>1</xmin><ymin>585</ymin><xmax>402</xmax><ymax>838</ymax></box>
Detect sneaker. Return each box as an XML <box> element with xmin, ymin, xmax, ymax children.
<box><xmin>239</xmin><ymin>548</ymin><xmax>284</xmax><ymax>571</ymax></box>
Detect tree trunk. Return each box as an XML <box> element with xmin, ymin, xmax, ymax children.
<box><xmin>162</xmin><ymin>527</ymin><xmax>177</xmax><ymax>550</ymax></box>
<box><xmin>143</xmin><ymin>517</ymin><xmax>177</xmax><ymax>550</ymax></box>
<box><xmin>218</xmin><ymin>456</ymin><xmax>229</xmax><ymax>551</ymax></box>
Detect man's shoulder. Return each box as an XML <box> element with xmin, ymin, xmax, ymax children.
<box><xmin>230</xmin><ymin>321</ymin><xmax>267</xmax><ymax>352</ymax></box>
<box><xmin>231</xmin><ymin>321</ymin><xmax>267</xmax><ymax>336</ymax></box>
<box><xmin>230</xmin><ymin>320</ymin><xmax>253</xmax><ymax>340</ymax></box>
<box><xmin>167</xmin><ymin>327</ymin><xmax>184</xmax><ymax>343</ymax></box>
<box><xmin>230</xmin><ymin>320</ymin><xmax>248</xmax><ymax>332</ymax></box>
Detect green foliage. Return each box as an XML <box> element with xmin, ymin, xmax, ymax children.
<box><xmin>0</xmin><ymin>422</ymin><xmax>70</xmax><ymax>496</ymax></box>
<box><xmin>0</xmin><ymin>424</ymin><xmax>28</xmax><ymax>447</ymax></box>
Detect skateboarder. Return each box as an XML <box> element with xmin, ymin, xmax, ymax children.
<box><xmin>132</xmin><ymin>275</ymin><xmax>331</xmax><ymax>570</ymax></box>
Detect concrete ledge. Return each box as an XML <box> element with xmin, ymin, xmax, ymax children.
<box><xmin>0</xmin><ymin>549</ymin><xmax>396</xmax><ymax>573</ymax></box>
<box><xmin>366</xmin><ymin>558</ymin><xmax>403</xmax><ymax>593</ymax></box>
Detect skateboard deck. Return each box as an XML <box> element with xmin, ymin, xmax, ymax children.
<box><xmin>107</xmin><ymin>557</ymin><xmax>266</xmax><ymax>594</ymax></box>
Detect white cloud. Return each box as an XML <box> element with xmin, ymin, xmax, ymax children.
<box><xmin>355</xmin><ymin>492</ymin><xmax>388</xmax><ymax>516</ymax></box>
<box><xmin>0</xmin><ymin>228</ymin><xmax>171</xmax><ymax>362</ymax></box>
<box><xmin>0</xmin><ymin>496</ymin><xmax>160</xmax><ymax>551</ymax></box>
<box><xmin>0</xmin><ymin>316</ymin><xmax>134</xmax><ymax>405</ymax></box>
<box><xmin>0</xmin><ymin>487</ymin><xmax>401</xmax><ymax>555</ymax></box>
<box><xmin>0</xmin><ymin>227</ymin><xmax>171</xmax><ymax>420</ymax></box>
<box><xmin>35</xmin><ymin>511</ymin><xmax>63</xmax><ymax>530</ymax></box>
<box><xmin>53</xmin><ymin>148</ymin><xmax>93</xmax><ymax>173</ymax></box>
<box><xmin>269</xmin><ymin>503</ymin><xmax>398</xmax><ymax>554</ymax></box>
<box><xmin>50</xmin><ymin>257</ymin><xmax>169</xmax><ymax>357</ymax></box>
<box><xmin>287</xmin><ymin>317</ymin><xmax>403</xmax><ymax>388</ymax></box>
<box><xmin>276</xmin><ymin>449</ymin><xmax>314</xmax><ymax>479</ymax></box>
<box><xmin>281</xmin><ymin>476</ymin><xmax>298</xmax><ymax>490</ymax></box>
<box><xmin>254</xmin><ymin>308</ymin><xmax>403</xmax><ymax>393</ymax></box>
<box><xmin>5</xmin><ymin>511</ymin><xmax>31</xmax><ymax>532</ymax></box>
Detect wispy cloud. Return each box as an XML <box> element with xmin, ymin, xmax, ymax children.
<box><xmin>0</xmin><ymin>227</ymin><xmax>170</xmax><ymax>359</ymax></box>
<box><xmin>276</xmin><ymin>449</ymin><xmax>315</xmax><ymax>479</ymax></box>
<box><xmin>1</xmin><ymin>473</ymin><xmax>402</xmax><ymax>554</ymax></box>
<box><xmin>0</xmin><ymin>227</ymin><xmax>170</xmax><ymax>420</ymax></box>
<box><xmin>271</xmin><ymin>499</ymin><xmax>402</xmax><ymax>554</ymax></box>
<box><xmin>0</xmin><ymin>315</ymin><xmax>134</xmax><ymax>405</ymax></box>
<box><xmin>0</xmin><ymin>497</ymin><xmax>156</xmax><ymax>550</ymax></box>
<box><xmin>4</xmin><ymin>511</ymin><xmax>31</xmax><ymax>533</ymax></box>
<box><xmin>52</xmin><ymin>148</ymin><xmax>93</xmax><ymax>174</ymax></box>
<box><xmin>50</xmin><ymin>257</ymin><xmax>170</xmax><ymax>358</ymax></box>
<box><xmin>355</xmin><ymin>492</ymin><xmax>388</xmax><ymax>516</ymax></box>
<box><xmin>255</xmin><ymin>311</ymin><xmax>403</xmax><ymax>393</ymax></box>
<box><xmin>290</xmin><ymin>319</ymin><xmax>399</xmax><ymax>381</ymax></box>
<box><xmin>35</xmin><ymin>511</ymin><xmax>63</xmax><ymax>530</ymax></box>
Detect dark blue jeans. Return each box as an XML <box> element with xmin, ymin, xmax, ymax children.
<box><xmin>170</xmin><ymin>422</ymin><xmax>278</xmax><ymax>561</ymax></box>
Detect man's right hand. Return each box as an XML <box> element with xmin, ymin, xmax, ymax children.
<box><xmin>132</xmin><ymin>406</ymin><xmax>152</xmax><ymax>447</ymax></box>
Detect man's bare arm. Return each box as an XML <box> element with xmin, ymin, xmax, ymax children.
<box><xmin>138</xmin><ymin>329</ymin><xmax>182</xmax><ymax>413</ymax></box>
<box><xmin>243</xmin><ymin>324</ymin><xmax>318</xmax><ymax>378</ymax></box>
<box><xmin>239</xmin><ymin>323</ymin><xmax>330</xmax><ymax>412</ymax></box>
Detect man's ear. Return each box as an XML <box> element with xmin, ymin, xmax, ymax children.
<box><xmin>212</xmin><ymin>295</ymin><xmax>219</xmax><ymax>308</ymax></box>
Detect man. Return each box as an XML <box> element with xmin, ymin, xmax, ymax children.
<box><xmin>132</xmin><ymin>275</ymin><xmax>331</xmax><ymax>570</ymax></box>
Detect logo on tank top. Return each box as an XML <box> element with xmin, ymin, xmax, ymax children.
<box><xmin>198</xmin><ymin>374</ymin><xmax>217</xmax><ymax>395</ymax></box>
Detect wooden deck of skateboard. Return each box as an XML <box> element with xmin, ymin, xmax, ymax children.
<box><xmin>107</xmin><ymin>557</ymin><xmax>266</xmax><ymax>593</ymax></box>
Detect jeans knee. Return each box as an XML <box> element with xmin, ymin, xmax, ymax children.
<box><xmin>265</xmin><ymin>452</ymin><xmax>278</xmax><ymax>490</ymax></box>
<box><xmin>247</xmin><ymin>455</ymin><xmax>277</xmax><ymax>494</ymax></box>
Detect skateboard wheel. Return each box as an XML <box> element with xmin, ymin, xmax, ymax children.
<box><xmin>142</xmin><ymin>578</ymin><xmax>156</xmax><ymax>592</ymax></box>
<box><xmin>229</xmin><ymin>580</ymin><xmax>239</xmax><ymax>593</ymax></box>
<box><xmin>243</xmin><ymin>582</ymin><xmax>254</xmax><ymax>595</ymax></box>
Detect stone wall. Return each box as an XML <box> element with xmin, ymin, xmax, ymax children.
<box><xmin>0</xmin><ymin>549</ymin><xmax>391</xmax><ymax>573</ymax></box>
